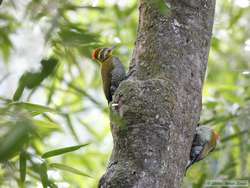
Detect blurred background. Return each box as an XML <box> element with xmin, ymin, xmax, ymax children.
<box><xmin>0</xmin><ymin>0</ymin><xmax>249</xmax><ymax>187</ymax></box>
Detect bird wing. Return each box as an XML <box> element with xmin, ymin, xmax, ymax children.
<box><xmin>103</xmin><ymin>75</ymin><xmax>112</xmax><ymax>103</ymax></box>
<box><xmin>101</xmin><ymin>61</ymin><xmax>114</xmax><ymax>103</ymax></box>
<box><xmin>110</xmin><ymin>57</ymin><xmax>126</xmax><ymax>96</ymax></box>
<box><xmin>101</xmin><ymin>57</ymin><xmax>126</xmax><ymax>103</ymax></box>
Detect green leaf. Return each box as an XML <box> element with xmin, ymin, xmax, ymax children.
<box><xmin>229</xmin><ymin>9</ymin><xmax>245</xmax><ymax>28</ymax></box>
<box><xmin>13</xmin><ymin>83</ymin><xmax>25</xmax><ymax>101</ymax></box>
<box><xmin>77</xmin><ymin>118</ymin><xmax>102</xmax><ymax>141</ymax></box>
<box><xmin>32</xmin><ymin>120</ymin><xmax>61</xmax><ymax>131</ymax></box>
<box><xmin>8</xmin><ymin>102</ymin><xmax>58</xmax><ymax>116</ymax></box>
<box><xmin>65</xmin><ymin>114</ymin><xmax>80</xmax><ymax>143</ymax></box>
<box><xmin>46</xmin><ymin>79</ymin><xmax>56</xmax><ymax>105</ymax></box>
<box><xmin>49</xmin><ymin>163</ymin><xmax>92</xmax><ymax>178</ymax></box>
<box><xmin>0</xmin><ymin>120</ymin><xmax>32</xmax><ymax>162</ymax></box>
<box><xmin>12</xmin><ymin>57</ymin><xmax>58</xmax><ymax>100</ymax></box>
<box><xmin>38</xmin><ymin>162</ymin><xmax>49</xmax><ymax>188</ymax></box>
<box><xmin>40</xmin><ymin>58</ymin><xmax>58</xmax><ymax>78</ymax></box>
<box><xmin>58</xmin><ymin>24</ymin><xmax>99</xmax><ymax>47</ymax></box>
<box><xmin>19</xmin><ymin>150</ymin><xmax>27</xmax><ymax>183</ymax></box>
<box><xmin>0</xmin><ymin>32</ymin><xmax>13</xmax><ymax>63</ymax></box>
<box><xmin>42</xmin><ymin>143</ymin><xmax>89</xmax><ymax>158</ymax></box>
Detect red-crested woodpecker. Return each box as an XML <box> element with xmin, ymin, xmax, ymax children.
<box><xmin>92</xmin><ymin>47</ymin><xmax>126</xmax><ymax>103</ymax></box>
<box><xmin>185</xmin><ymin>125</ymin><xmax>220</xmax><ymax>173</ymax></box>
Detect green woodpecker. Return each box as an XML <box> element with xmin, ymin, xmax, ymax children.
<box><xmin>185</xmin><ymin>125</ymin><xmax>220</xmax><ymax>173</ymax></box>
<box><xmin>92</xmin><ymin>47</ymin><xmax>126</xmax><ymax>103</ymax></box>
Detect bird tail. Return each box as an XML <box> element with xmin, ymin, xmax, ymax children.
<box><xmin>184</xmin><ymin>159</ymin><xmax>195</xmax><ymax>176</ymax></box>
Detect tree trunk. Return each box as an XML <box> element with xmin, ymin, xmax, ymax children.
<box><xmin>99</xmin><ymin>0</ymin><xmax>216</xmax><ymax>187</ymax></box>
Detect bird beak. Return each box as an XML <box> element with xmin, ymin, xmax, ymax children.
<box><xmin>109</xmin><ymin>46</ymin><xmax>116</xmax><ymax>51</ymax></box>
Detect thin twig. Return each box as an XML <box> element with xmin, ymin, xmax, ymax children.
<box><xmin>68</xmin><ymin>5</ymin><xmax>105</xmax><ymax>11</ymax></box>
<box><xmin>221</xmin><ymin>129</ymin><xmax>250</xmax><ymax>143</ymax></box>
<box><xmin>56</xmin><ymin>75</ymin><xmax>105</xmax><ymax>108</ymax></box>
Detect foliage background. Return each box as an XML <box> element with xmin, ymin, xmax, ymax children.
<box><xmin>0</xmin><ymin>0</ymin><xmax>249</xmax><ymax>187</ymax></box>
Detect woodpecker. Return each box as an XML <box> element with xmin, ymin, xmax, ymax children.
<box><xmin>185</xmin><ymin>125</ymin><xmax>220</xmax><ymax>173</ymax></box>
<box><xmin>92</xmin><ymin>46</ymin><xmax>126</xmax><ymax>103</ymax></box>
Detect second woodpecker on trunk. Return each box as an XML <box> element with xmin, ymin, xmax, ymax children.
<box><xmin>185</xmin><ymin>125</ymin><xmax>220</xmax><ymax>174</ymax></box>
<box><xmin>92</xmin><ymin>47</ymin><xmax>126</xmax><ymax>103</ymax></box>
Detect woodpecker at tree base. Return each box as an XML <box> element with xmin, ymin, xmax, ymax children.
<box><xmin>92</xmin><ymin>46</ymin><xmax>126</xmax><ymax>103</ymax></box>
<box><xmin>185</xmin><ymin>125</ymin><xmax>220</xmax><ymax>173</ymax></box>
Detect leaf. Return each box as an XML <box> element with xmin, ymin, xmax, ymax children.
<box><xmin>12</xmin><ymin>58</ymin><xmax>58</xmax><ymax>101</ymax></box>
<box><xmin>46</xmin><ymin>79</ymin><xmax>56</xmax><ymax>105</ymax></box>
<box><xmin>49</xmin><ymin>163</ymin><xmax>92</xmax><ymax>178</ymax></box>
<box><xmin>38</xmin><ymin>162</ymin><xmax>49</xmax><ymax>188</ymax></box>
<box><xmin>40</xmin><ymin>58</ymin><xmax>58</xmax><ymax>77</ymax></box>
<box><xmin>13</xmin><ymin>84</ymin><xmax>25</xmax><ymax>101</ymax></box>
<box><xmin>77</xmin><ymin>118</ymin><xmax>101</xmax><ymax>141</ymax></box>
<box><xmin>229</xmin><ymin>9</ymin><xmax>245</xmax><ymax>28</ymax></box>
<box><xmin>58</xmin><ymin>24</ymin><xmax>99</xmax><ymax>47</ymax></box>
<box><xmin>0</xmin><ymin>31</ymin><xmax>13</xmax><ymax>63</ymax></box>
<box><xmin>32</xmin><ymin>120</ymin><xmax>60</xmax><ymax>131</ymax></box>
<box><xmin>0</xmin><ymin>120</ymin><xmax>32</xmax><ymax>162</ymax></box>
<box><xmin>65</xmin><ymin>114</ymin><xmax>79</xmax><ymax>143</ymax></box>
<box><xmin>19</xmin><ymin>150</ymin><xmax>27</xmax><ymax>183</ymax></box>
<box><xmin>8</xmin><ymin>102</ymin><xmax>58</xmax><ymax>116</ymax></box>
<box><xmin>13</xmin><ymin>72</ymin><xmax>43</xmax><ymax>101</ymax></box>
<box><xmin>41</xmin><ymin>143</ymin><xmax>89</xmax><ymax>158</ymax></box>
<box><xmin>204</xmin><ymin>101</ymin><xmax>219</xmax><ymax>109</ymax></box>
<box><xmin>29</xmin><ymin>164</ymin><xmax>56</xmax><ymax>188</ymax></box>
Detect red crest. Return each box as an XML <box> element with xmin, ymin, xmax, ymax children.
<box><xmin>92</xmin><ymin>48</ymin><xmax>101</xmax><ymax>60</ymax></box>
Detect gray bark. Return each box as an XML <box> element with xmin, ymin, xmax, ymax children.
<box><xmin>99</xmin><ymin>0</ymin><xmax>216</xmax><ymax>187</ymax></box>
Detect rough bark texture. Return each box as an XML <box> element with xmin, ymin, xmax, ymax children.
<box><xmin>99</xmin><ymin>0</ymin><xmax>216</xmax><ymax>187</ymax></box>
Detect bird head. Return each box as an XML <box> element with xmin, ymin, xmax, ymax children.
<box><xmin>92</xmin><ymin>46</ymin><xmax>115</xmax><ymax>63</ymax></box>
<box><xmin>196</xmin><ymin>126</ymin><xmax>220</xmax><ymax>144</ymax></box>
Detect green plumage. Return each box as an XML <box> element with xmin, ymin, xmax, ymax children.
<box><xmin>101</xmin><ymin>57</ymin><xmax>114</xmax><ymax>102</ymax></box>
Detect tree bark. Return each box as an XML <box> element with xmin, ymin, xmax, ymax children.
<box><xmin>99</xmin><ymin>0</ymin><xmax>216</xmax><ymax>187</ymax></box>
